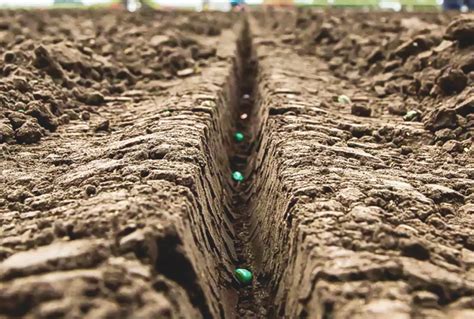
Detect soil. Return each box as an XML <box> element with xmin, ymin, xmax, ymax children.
<box><xmin>0</xmin><ymin>7</ymin><xmax>473</xmax><ymax>319</ymax></box>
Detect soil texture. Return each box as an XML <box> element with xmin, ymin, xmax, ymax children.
<box><xmin>0</xmin><ymin>8</ymin><xmax>473</xmax><ymax>319</ymax></box>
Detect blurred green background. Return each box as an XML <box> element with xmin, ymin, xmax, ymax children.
<box><xmin>0</xmin><ymin>0</ymin><xmax>445</xmax><ymax>10</ymax></box>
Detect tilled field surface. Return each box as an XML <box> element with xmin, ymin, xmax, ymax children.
<box><xmin>1</xmin><ymin>8</ymin><xmax>473</xmax><ymax>319</ymax></box>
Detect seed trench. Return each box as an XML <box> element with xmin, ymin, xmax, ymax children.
<box><xmin>224</xmin><ymin>19</ymin><xmax>270</xmax><ymax>318</ymax></box>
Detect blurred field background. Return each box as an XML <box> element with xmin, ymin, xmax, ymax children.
<box><xmin>0</xmin><ymin>0</ymin><xmax>448</xmax><ymax>11</ymax></box>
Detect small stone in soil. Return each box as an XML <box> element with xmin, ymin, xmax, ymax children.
<box><xmin>235</xmin><ymin>268</ymin><xmax>253</xmax><ymax>285</ymax></box>
<box><xmin>234</xmin><ymin>132</ymin><xmax>244</xmax><ymax>142</ymax></box>
<box><xmin>240</xmin><ymin>113</ymin><xmax>248</xmax><ymax>120</ymax></box>
<box><xmin>232</xmin><ymin>171</ymin><xmax>244</xmax><ymax>182</ymax></box>
<box><xmin>243</xmin><ymin>94</ymin><xmax>250</xmax><ymax>99</ymax></box>
<box><xmin>403</xmin><ymin>110</ymin><xmax>420</xmax><ymax>122</ymax></box>
<box><xmin>338</xmin><ymin>95</ymin><xmax>352</xmax><ymax>105</ymax></box>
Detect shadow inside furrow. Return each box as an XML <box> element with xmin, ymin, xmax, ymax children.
<box><xmin>224</xmin><ymin>18</ymin><xmax>272</xmax><ymax>318</ymax></box>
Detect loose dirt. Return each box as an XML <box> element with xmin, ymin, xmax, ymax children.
<box><xmin>0</xmin><ymin>8</ymin><xmax>473</xmax><ymax>319</ymax></box>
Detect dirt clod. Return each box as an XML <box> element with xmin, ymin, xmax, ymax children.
<box><xmin>81</xmin><ymin>111</ymin><xmax>90</xmax><ymax>121</ymax></box>
<box><xmin>3</xmin><ymin>51</ymin><xmax>15</xmax><ymax>63</ymax></box>
<box><xmin>94</xmin><ymin>119</ymin><xmax>110</xmax><ymax>132</ymax></box>
<box><xmin>25</xmin><ymin>102</ymin><xmax>58</xmax><ymax>131</ymax></box>
<box><xmin>0</xmin><ymin>121</ymin><xmax>14</xmax><ymax>143</ymax></box>
<box><xmin>445</xmin><ymin>17</ymin><xmax>474</xmax><ymax>45</ymax></box>
<box><xmin>425</xmin><ymin>109</ymin><xmax>458</xmax><ymax>131</ymax></box>
<box><xmin>14</xmin><ymin>120</ymin><xmax>42</xmax><ymax>144</ymax></box>
<box><xmin>86</xmin><ymin>92</ymin><xmax>105</xmax><ymax>106</ymax></box>
<box><xmin>351</xmin><ymin>103</ymin><xmax>372</xmax><ymax>117</ymax></box>
<box><xmin>438</xmin><ymin>68</ymin><xmax>467</xmax><ymax>94</ymax></box>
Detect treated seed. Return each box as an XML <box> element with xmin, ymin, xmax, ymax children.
<box><xmin>232</xmin><ymin>171</ymin><xmax>244</xmax><ymax>182</ymax></box>
<box><xmin>403</xmin><ymin>110</ymin><xmax>419</xmax><ymax>122</ymax></box>
<box><xmin>338</xmin><ymin>95</ymin><xmax>352</xmax><ymax>105</ymax></box>
<box><xmin>235</xmin><ymin>268</ymin><xmax>253</xmax><ymax>285</ymax></box>
<box><xmin>240</xmin><ymin>113</ymin><xmax>248</xmax><ymax>120</ymax></box>
<box><xmin>234</xmin><ymin>132</ymin><xmax>244</xmax><ymax>142</ymax></box>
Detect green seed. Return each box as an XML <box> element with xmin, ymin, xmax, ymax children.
<box><xmin>232</xmin><ymin>171</ymin><xmax>244</xmax><ymax>182</ymax></box>
<box><xmin>234</xmin><ymin>132</ymin><xmax>244</xmax><ymax>142</ymax></box>
<box><xmin>338</xmin><ymin>95</ymin><xmax>352</xmax><ymax>105</ymax></box>
<box><xmin>403</xmin><ymin>110</ymin><xmax>419</xmax><ymax>122</ymax></box>
<box><xmin>235</xmin><ymin>268</ymin><xmax>253</xmax><ymax>285</ymax></box>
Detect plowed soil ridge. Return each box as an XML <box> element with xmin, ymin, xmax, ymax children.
<box><xmin>245</xmin><ymin>12</ymin><xmax>474</xmax><ymax>319</ymax></box>
<box><xmin>0</xmin><ymin>13</ymin><xmax>248</xmax><ymax>318</ymax></box>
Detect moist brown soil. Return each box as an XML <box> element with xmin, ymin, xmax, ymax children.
<box><xmin>0</xmin><ymin>8</ymin><xmax>473</xmax><ymax>319</ymax></box>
